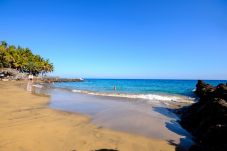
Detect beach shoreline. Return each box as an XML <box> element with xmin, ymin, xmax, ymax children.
<box><xmin>0</xmin><ymin>81</ymin><xmax>175</xmax><ymax>151</ymax></box>
<box><xmin>47</xmin><ymin>86</ymin><xmax>193</xmax><ymax>144</ymax></box>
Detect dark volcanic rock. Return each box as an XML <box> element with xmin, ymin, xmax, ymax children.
<box><xmin>41</xmin><ymin>77</ymin><xmax>84</xmax><ymax>83</ymax></box>
<box><xmin>215</xmin><ymin>84</ymin><xmax>227</xmax><ymax>100</ymax></box>
<box><xmin>180</xmin><ymin>80</ymin><xmax>227</xmax><ymax>151</ymax></box>
<box><xmin>194</xmin><ymin>80</ymin><xmax>215</xmax><ymax>100</ymax></box>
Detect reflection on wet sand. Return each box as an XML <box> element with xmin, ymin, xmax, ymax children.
<box><xmin>26</xmin><ymin>80</ymin><xmax>33</xmax><ymax>92</ymax></box>
<box><xmin>45</xmin><ymin>88</ymin><xmax>194</xmax><ymax>150</ymax></box>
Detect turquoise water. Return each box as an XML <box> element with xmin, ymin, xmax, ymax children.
<box><xmin>47</xmin><ymin>79</ymin><xmax>226</xmax><ymax>147</ymax></box>
<box><xmin>54</xmin><ymin>79</ymin><xmax>227</xmax><ymax>98</ymax></box>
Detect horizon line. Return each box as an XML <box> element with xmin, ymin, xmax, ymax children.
<box><xmin>66</xmin><ymin>77</ymin><xmax>227</xmax><ymax>81</ymax></box>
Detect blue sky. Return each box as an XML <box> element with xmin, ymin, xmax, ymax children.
<box><xmin>0</xmin><ymin>0</ymin><xmax>227</xmax><ymax>79</ymax></box>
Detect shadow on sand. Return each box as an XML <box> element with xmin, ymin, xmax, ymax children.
<box><xmin>153</xmin><ymin>107</ymin><xmax>194</xmax><ymax>151</ymax></box>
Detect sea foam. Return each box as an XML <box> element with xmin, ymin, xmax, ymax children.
<box><xmin>32</xmin><ymin>84</ymin><xmax>43</xmax><ymax>88</ymax></box>
<box><xmin>72</xmin><ymin>89</ymin><xmax>194</xmax><ymax>104</ymax></box>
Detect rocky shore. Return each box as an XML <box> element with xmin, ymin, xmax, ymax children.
<box><xmin>179</xmin><ymin>80</ymin><xmax>227</xmax><ymax>151</ymax></box>
<box><xmin>0</xmin><ymin>68</ymin><xmax>84</xmax><ymax>83</ymax></box>
<box><xmin>40</xmin><ymin>77</ymin><xmax>84</xmax><ymax>83</ymax></box>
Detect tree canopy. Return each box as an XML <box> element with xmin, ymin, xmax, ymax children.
<box><xmin>0</xmin><ymin>41</ymin><xmax>54</xmax><ymax>75</ymax></box>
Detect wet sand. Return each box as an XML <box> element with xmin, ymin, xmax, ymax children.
<box><xmin>49</xmin><ymin>88</ymin><xmax>193</xmax><ymax>145</ymax></box>
<box><xmin>0</xmin><ymin>81</ymin><xmax>175</xmax><ymax>151</ymax></box>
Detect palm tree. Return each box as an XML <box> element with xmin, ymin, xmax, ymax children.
<box><xmin>41</xmin><ymin>59</ymin><xmax>53</xmax><ymax>76</ymax></box>
<box><xmin>1</xmin><ymin>41</ymin><xmax>8</xmax><ymax>48</ymax></box>
<box><xmin>0</xmin><ymin>45</ymin><xmax>6</xmax><ymax>68</ymax></box>
<box><xmin>3</xmin><ymin>51</ymin><xmax>14</xmax><ymax>68</ymax></box>
<box><xmin>0</xmin><ymin>41</ymin><xmax>54</xmax><ymax>75</ymax></box>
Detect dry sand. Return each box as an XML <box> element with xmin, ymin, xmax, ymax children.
<box><xmin>0</xmin><ymin>81</ymin><xmax>175</xmax><ymax>151</ymax></box>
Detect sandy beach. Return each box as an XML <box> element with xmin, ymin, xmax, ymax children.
<box><xmin>0</xmin><ymin>81</ymin><xmax>175</xmax><ymax>151</ymax></box>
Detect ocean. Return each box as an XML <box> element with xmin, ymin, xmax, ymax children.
<box><xmin>53</xmin><ymin>79</ymin><xmax>227</xmax><ymax>104</ymax></box>
<box><xmin>36</xmin><ymin>79</ymin><xmax>226</xmax><ymax>146</ymax></box>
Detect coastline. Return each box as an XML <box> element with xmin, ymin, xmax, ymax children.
<box><xmin>47</xmin><ymin>86</ymin><xmax>193</xmax><ymax>144</ymax></box>
<box><xmin>0</xmin><ymin>81</ymin><xmax>175</xmax><ymax>151</ymax></box>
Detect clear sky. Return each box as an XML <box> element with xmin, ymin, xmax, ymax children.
<box><xmin>0</xmin><ymin>0</ymin><xmax>226</xmax><ymax>79</ymax></box>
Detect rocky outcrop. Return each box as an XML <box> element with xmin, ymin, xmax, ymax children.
<box><xmin>41</xmin><ymin>77</ymin><xmax>84</xmax><ymax>83</ymax></box>
<box><xmin>0</xmin><ymin>68</ymin><xmax>23</xmax><ymax>80</ymax></box>
<box><xmin>179</xmin><ymin>80</ymin><xmax>227</xmax><ymax>151</ymax></box>
<box><xmin>0</xmin><ymin>68</ymin><xmax>19</xmax><ymax>76</ymax></box>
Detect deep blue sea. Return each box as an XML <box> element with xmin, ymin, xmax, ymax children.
<box><xmin>53</xmin><ymin>79</ymin><xmax>227</xmax><ymax>103</ymax></box>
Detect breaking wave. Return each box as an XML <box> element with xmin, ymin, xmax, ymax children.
<box><xmin>72</xmin><ymin>89</ymin><xmax>194</xmax><ymax>104</ymax></box>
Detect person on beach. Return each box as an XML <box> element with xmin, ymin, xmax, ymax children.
<box><xmin>113</xmin><ymin>85</ymin><xmax>116</xmax><ymax>91</ymax></box>
<box><xmin>28</xmin><ymin>74</ymin><xmax>33</xmax><ymax>81</ymax></box>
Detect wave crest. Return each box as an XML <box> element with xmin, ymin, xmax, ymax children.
<box><xmin>72</xmin><ymin>89</ymin><xmax>194</xmax><ymax>104</ymax></box>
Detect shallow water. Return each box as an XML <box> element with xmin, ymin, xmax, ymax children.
<box><xmin>54</xmin><ymin>79</ymin><xmax>227</xmax><ymax>96</ymax></box>
<box><xmin>35</xmin><ymin>87</ymin><xmax>194</xmax><ymax>149</ymax></box>
<box><xmin>31</xmin><ymin>79</ymin><xmax>227</xmax><ymax>149</ymax></box>
<box><xmin>53</xmin><ymin>79</ymin><xmax>227</xmax><ymax>106</ymax></box>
